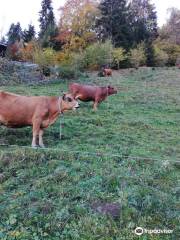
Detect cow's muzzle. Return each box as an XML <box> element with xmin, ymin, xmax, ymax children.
<box><xmin>73</xmin><ymin>102</ymin><xmax>80</xmax><ymax>110</ymax></box>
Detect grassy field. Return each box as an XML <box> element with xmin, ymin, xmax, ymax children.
<box><xmin>0</xmin><ymin>67</ymin><xmax>179</xmax><ymax>239</ymax></box>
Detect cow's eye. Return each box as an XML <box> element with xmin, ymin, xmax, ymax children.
<box><xmin>67</xmin><ymin>97</ymin><xmax>72</xmax><ymax>102</ymax></box>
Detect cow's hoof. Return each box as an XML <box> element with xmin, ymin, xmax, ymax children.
<box><xmin>39</xmin><ymin>144</ymin><xmax>45</xmax><ymax>148</ymax></box>
<box><xmin>32</xmin><ymin>145</ymin><xmax>39</xmax><ymax>149</ymax></box>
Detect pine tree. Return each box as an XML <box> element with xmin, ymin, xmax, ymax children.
<box><xmin>96</xmin><ymin>0</ymin><xmax>133</xmax><ymax>49</ymax></box>
<box><xmin>145</xmin><ymin>39</ymin><xmax>155</xmax><ymax>66</ymax></box>
<box><xmin>7</xmin><ymin>22</ymin><xmax>22</xmax><ymax>44</ymax></box>
<box><xmin>23</xmin><ymin>24</ymin><xmax>36</xmax><ymax>43</ymax></box>
<box><xmin>129</xmin><ymin>0</ymin><xmax>158</xmax><ymax>66</ymax></box>
<box><xmin>129</xmin><ymin>0</ymin><xmax>158</xmax><ymax>45</ymax></box>
<box><xmin>39</xmin><ymin>0</ymin><xmax>56</xmax><ymax>47</ymax></box>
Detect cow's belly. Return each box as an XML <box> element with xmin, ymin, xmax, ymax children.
<box><xmin>0</xmin><ymin>114</ymin><xmax>31</xmax><ymax>128</ymax></box>
<box><xmin>77</xmin><ymin>95</ymin><xmax>95</xmax><ymax>102</ymax></box>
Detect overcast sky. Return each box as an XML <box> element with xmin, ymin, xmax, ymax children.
<box><xmin>0</xmin><ymin>0</ymin><xmax>180</xmax><ymax>38</ymax></box>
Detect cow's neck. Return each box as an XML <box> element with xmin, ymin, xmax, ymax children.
<box><xmin>49</xmin><ymin>97</ymin><xmax>62</xmax><ymax>117</ymax></box>
<box><xmin>102</xmin><ymin>87</ymin><xmax>109</xmax><ymax>99</ymax></box>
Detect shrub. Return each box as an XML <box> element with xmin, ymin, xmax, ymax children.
<box><xmin>55</xmin><ymin>65</ymin><xmax>82</xmax><ymax>79</ymax></box>
<box><xmin>0</xmin><ymin>58</ymin><xmax>21</xmax><ymax>85</ymax></box>
<box><xmin>56</xmin><ymin>41</ymin><xmax>127</xmax><ymax>71</ymax></box>
<box><xmin>6</xmin><ymin>40</ymin><xmax>24</xmax><ymax>61</ymax></box>
<box><xmin>112</xmin><ymin>47</ymin><xmax>127</xmax><ymax>69</ymax></box>
<box><xmin>154</xmin><ymin>39</ymin><xmax>180</xmax><ymax>66</ymax></box>
<box><xmin>71</xmin><ymin>52</ymin><xmax>86</xmax><ymax>72</ymax></box>
<box><xmin>20</xmin><ymin>41</ymin><xmax>37</xmax><ymax>62</ymax></box>
<box><xmin>129</xmin><ymin>43</ymin><xmax>146</xmax><ymax>68</ymax></box>
<box><xmin>55</xmin><ymin>51</ymin><xmax>72</xmax><ymax>65</ymax></box>
<box><xmin>83</xmin><ymin>40</ymin><xmax>113</xmax><ymax>70</ymax></box>
<box><xmin>32</xmin><ymin>46</ymin><xmax>56</xmax><ymax>75</ymax></box>
<box><xmin>154</xmin><ymin>47</ymin><xmax>168</xmax><ymax>67</ymax></box>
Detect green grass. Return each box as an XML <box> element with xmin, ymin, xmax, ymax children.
<box><xmin>0</xmin><ymin>67</ymin><xmax>179</xmax><ymax>239</ymax></box>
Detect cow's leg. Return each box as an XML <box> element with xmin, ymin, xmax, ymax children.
<box><xmin>39</xmin><ymin>129</ymin><xmax>45</xmax><ymax>148</ymax></box>
<box><xmin>32</xmin><ymin>120</ymin><xmax>41</xmax><ymax>148</ymax></box>
<box><xmin>93</xmin><ymin>101</ymin><xmax>98</xmax><ymax>111</ymax></box>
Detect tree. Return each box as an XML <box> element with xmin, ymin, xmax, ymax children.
<box><xmin>129</xmin><ymin>0</ymin><xmax>158</xmax><ymax>45</ymax></box>
<box><xmin>57</xmin><ymin>0</ymin><xmax>99</xmax><ymax>52</ymax></box>
<box><xmin>129</xmin><ymin>0</ymin><xmax>158</xmax><ymax>66</ymax></box>
<box><xmin>112</xmin><ymin>48</ymin><xmax>127</xmax><ymax>69</ymax></box>
<box><xmin>7</xmin><ymin>22</ymin><xmax>22</xmax><ymax>44</ymax></box>
<box><xmin>159</xmin><ymin>8</ymin><xmax>180</xmax><ymax>45</ymax></box>
<box><xmin>39</xmin><ymin>0</ymin><xmax>57</xmax><ymax>47</ymax></box>
<box><xmin>96</xmin><ymin>0</ymin><xmax>132</xmax><ymax>49</ymax></box>
<box><xmin>145</xmin><ymin>40</ymin><xmax>155</xmax><ymax>66</ymax></box>
<box><xmin>129</xmin><ymin>43</ymin><xmax>146</xmax><ymax>68</ymax></box>
<box><xmin>23</xmin><ymin>24</ymin><xmax>36</xmax><ymax>43</ymax></box>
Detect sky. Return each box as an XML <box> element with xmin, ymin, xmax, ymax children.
<box><xmin>0</xmin><ymin>0</ymin><xmax>180</xmax><ymax>38</ymax></box>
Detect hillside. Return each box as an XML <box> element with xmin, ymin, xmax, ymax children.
<box><xmin>0</xmin><ymin>67</ymin><xmax>179</xmax><ymax>239</ymax></box>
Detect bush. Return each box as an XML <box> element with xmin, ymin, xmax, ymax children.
<box><xmin>0</xmin><ymin>58</ymin><xmax>21</xmax><ymax>85</ymax></box>
<box><xmin>6</xmin><ymin>40</ymin><xmax>24</xmax><ymax>61</ymax></box>
<box><xmin>71</xmin><ymin>52</ymin><xmax>85</xmax><ymax>72</ymax></box>
<box><xmin>112</xmin><ymin>47</ymin><xmax>127</xmax><ymax>69</ymax></box>
<box><xmin>55</xmin><ymin>65</ymin><xmax>82</xmax><ymax>79</ymax></box>
<box><xmin>154</xmin><ymin>39</ymin><xmax>180</xmax><ymax>66</ymax></box>
<box><xmin>82</xmin><ymin>40</ymin><xmax>113</xmax><ymax>70</ymax></box>
<box><xmin>57</xmin><ymin>40</ymin><xmax>114</xmax><ymax>71</ymax></box>
<box><xmin>154</xmin><ymin>47</ymin><xmax>168</xmax><ymax>67</ymax></box>
<box><xmin>55</xmin><ymin>51</ymin><xmax>72</xmax><ymax>66</ymax></box>
<box><xmin>129</xmin><ymin>43</ymin><xmax>146</xmax><ymax>68</ymax></box>
<box><xmin>33</xmin><ymin>46</ymin><xmax>56</xmax><ymax>75</ymax></box>
<box><xmin>20</xmin><ymin>41</ymin><xmax>37</xmax><ymax>62</ymax></box>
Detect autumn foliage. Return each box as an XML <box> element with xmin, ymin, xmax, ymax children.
<box><xmin>57</xmin><ymin>0</ymin><xmax>99</xmax><ymax>52</ymax></box>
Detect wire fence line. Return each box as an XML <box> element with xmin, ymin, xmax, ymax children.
<box><xmin>0</xmin><ymin>143</ymin><xmax>179</xmax><ymax>164</ymax></box>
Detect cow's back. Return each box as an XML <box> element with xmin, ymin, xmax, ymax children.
<box><xmin>0</xmin><ymin>91</ymin><xmax>48</xmax><ymax>127</ymax></box>
<box><xmin>69</xmin><ymin>83</ymin><xmax>99</xmax><ymax>101</ymax></box>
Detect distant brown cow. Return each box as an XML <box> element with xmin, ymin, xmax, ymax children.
<box><xmin>103</xmin><ymin>68</ymin><xmax>112</xmax><ymax>77</ymax></box>
<box><xmin>69</xmin><ymin>83</ymin><xmax>117</xmax><ymax>110</ymax></box>
<box><xmin>0</xmin><ymin>91</ymin><xmax>79</xmax><ymax>148</ymax></box>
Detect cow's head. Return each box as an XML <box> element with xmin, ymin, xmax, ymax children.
<box><xmin>61</xmin><ymin>93</ymin><xmax>79</xmax><ymax>111</ymax></box>
<box><xmin>107</xmin><ymin>85</ymin><xmax>117</xmax><ymax>95</ymax></box>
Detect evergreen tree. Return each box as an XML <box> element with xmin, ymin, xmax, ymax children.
<box><xmin>129</xmin><ymin>0</ymin><xmax>158</xmax><ymax>45</ymax></box>
<box><xmin>96</xmin><ymin>0</ymin><xmax>133</xmax><ymax>49</ymax></box>
<box><xmin>129</xmin><ymin>0</ymin><xmax>158</xmax><ymax>66</ymax></box>
<box><xmin>39</xmin><ymin>0</ymin><xmax>57</xmax><ymax>47</ymax></box>
<box><xmin>23</xmin><ymin>24</ymin><xmax>36</xmax><ymax>43</ymax></box>
<box><xmin>145</xmin><ymin>39</ymin><xmax>155</xmax><ymax>66</ymax></box>
<box><xmin>7</xmin><ymin>22</ymin><xmax>22</xmax><ymax>44</ymax></box>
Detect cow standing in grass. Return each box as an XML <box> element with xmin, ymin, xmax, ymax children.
<box><xmin>69</xmin><ymin>83</ymin><xmax>117</xmax><ymax>110</ymax></box>
<box><xmin>0</xmin><ymin>91</ymin><xmax>79</xmax><ymax>148</ymax></box>
<box><xmin>103</xmin><ymin>68</ymin><xmax>112</xmax><ymax>77</ymax></box>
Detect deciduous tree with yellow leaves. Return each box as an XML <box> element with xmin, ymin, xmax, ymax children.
<box><xmin>57</xmin><ymin>0</ymin><xmax>100</xmax><ymax>52</ymax></box>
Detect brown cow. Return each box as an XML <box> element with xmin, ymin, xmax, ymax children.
<box><xmin>103</xmin><ymin>68</ymin><xmax>112</xmax><ymax>77</ymax></box>
<box><xmin>0</xmin><ymin>91</ymin><xmax>79</xmax><ymax>148</ymax></box>
<box><xmin>69</xmin><ymin>83</ymin><xmax>117</xmax><ymax>110</ymax></box>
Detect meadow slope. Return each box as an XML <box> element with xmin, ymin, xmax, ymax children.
<box><xmin>0</xmin><ymin>67</ymin><xmax>179</xmax><ymax>239</ymax></box>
